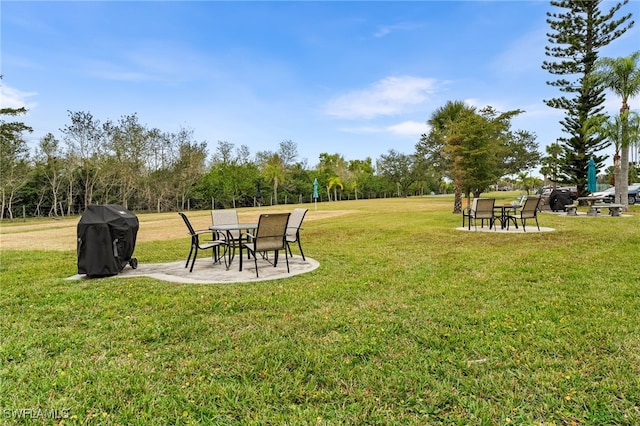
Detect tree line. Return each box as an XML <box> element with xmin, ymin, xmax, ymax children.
<box><xmin>1</xmin><ymin>103</ymin><xmax>543</xmax><ymax>219</ymax></box>
<box><xmin>1</xmin><ymin>110</ymin><xmax>210</xmax><ymax>219</ymax></box>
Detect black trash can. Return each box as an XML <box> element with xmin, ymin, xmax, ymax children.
<box><xmin>549</xmin><ymin>189</ymin><xmax>573</xmax><ymax>212</ymax></box>
<box><xmin>77</xmin><ymin>204</ymin><xmax>139</xmax><ymax>277</ymax></box>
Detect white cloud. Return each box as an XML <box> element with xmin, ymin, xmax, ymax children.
<box><xmin>324</xmin><ymin>76</ymin><xmax>440</xmax><ymax>120</ymax></box>
<box><xmin>463</xmin><ymin>98</ymin><xmax>483</xmax><ymax>109</ymax></box>
<box><xmin>386</xmin><ymin>120</ymin><xmax>429</xmax><ymax>136</ymax></box>
<box><xmin>339</xmin><ymin>120</ymin><xmax>429</xmax><ymax>137</ymax></box>
<box><xmin>0</xmin><ymin>84</ymin><xmax>38</xmax><ymax>110</ymax></box>
<box><xmin>373</xmin><ymin>22</ymin><xmax>422</xmax><ymax>38</ymax></box>
<box><xmin>339</xmin><ymin>126</ymin><xmax>382</xmax><ymax>134</ymax></box>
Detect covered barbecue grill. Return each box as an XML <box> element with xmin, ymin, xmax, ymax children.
<box><xmin>549</xmin><ymin>189</ymin><xmax>573</xmax><ymax>212</ymax></box>
<box><xmin>77</xmin><ymin>204</ymin><xmax>139</xmax><ymax>277</ymax></box>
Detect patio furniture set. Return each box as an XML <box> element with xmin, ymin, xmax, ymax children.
<box><xmin>462</xmin><ymin>196</ymin><xmax>542</xmax><ymax>232</ymax></box>
<box><xmin>179</xmin><ymin>208</ymin><xmax>308</xmax><ymax>277</ymax></box>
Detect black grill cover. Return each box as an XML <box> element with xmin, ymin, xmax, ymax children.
<box><xmin>77</xmin><ymin>204</ymin><xmax>139</xmax><ymax>277</ymax></box>
<box><xmin>549</xmin><ymin>190</ymin><xmax>573</xmax><ymax>212</ymax></box>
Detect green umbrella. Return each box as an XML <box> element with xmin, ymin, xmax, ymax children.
<box><xmin>587</xmin><ymin>158</ymin><xmax>597</xmax><ymax>193</ymax></box>
<box><xmin>313</xmin><ymin>178</ymin><xmax>319</xmax><ymax>210</ymax></box>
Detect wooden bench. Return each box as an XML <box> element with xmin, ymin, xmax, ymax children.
<box><xmin>588</xmin><ymin>204</ymin><xmax>624</xmax><ymax>216</ymax></box>
<box><xmin>565</xmin><ymin>204</ymin><xmax>578</xmax><ymax>216</ymax></box>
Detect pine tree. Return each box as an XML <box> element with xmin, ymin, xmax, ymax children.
<box><xmin>542</xmin><ymin>0</ymin><xmax>634</xmax><ymax>196</ymax></box>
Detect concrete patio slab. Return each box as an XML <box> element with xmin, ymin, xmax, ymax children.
<box><xmin>66</xmin><ymin>255</ymin><xmax>320</xmax><ymax>284</ymax></box>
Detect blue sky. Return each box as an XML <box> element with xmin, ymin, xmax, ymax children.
<box><xmin>2</xmin><ymin>1</ymin><xmax>639</xmax><ymax>169</ymax></box>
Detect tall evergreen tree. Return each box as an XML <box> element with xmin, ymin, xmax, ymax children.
<box><xmin>542</xmin><ymin>0</ymin><xmax>634</xmax><ymax>197</ymax></box>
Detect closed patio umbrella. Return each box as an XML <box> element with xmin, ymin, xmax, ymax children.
<box><xmin>313</xmin><ymin>178</ymin><xmax>319</xmax><ymax>210</ymax></box>
<box><xmin>587</xmin><ymin>158</ymin><xmax>597</xmax><ymax>193</ymax></box>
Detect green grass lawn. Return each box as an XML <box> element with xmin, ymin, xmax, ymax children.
<box><xmin>2</xmin><ymin>196</ymin><xmax>640</xmax><ymax>425</ymax></box>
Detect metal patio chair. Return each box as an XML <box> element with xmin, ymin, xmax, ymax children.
<box><xmin>462</xmin><ymin>198</ymin><xmax>496</xmax><ymax>230</ymax></box>
<box><xmin>211</xmin><ymin>209</ymin><xmax>242</xmax><ymax>242</ymax></box>
<box><xmin>179</xmin><ymin>212</ymin><xmax>223</xmax><ymax>272</ymax></box>
<box><xmin>510</xmin><ymin>196</ymin><xmax>542</xmax><ymax>232</ymax></box>
<box><xmin>239</xmin><ymin>213</ymin><xmax>290</xmax><ymax>278</ymax></box>
<box><xmin>286</xmin><ymin>208</ymin><xmax>308</xmax><ymax>260</ymax></box>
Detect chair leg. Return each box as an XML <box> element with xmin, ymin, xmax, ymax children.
<box><xmin>189</xmin><ymin>248</ymin><xmax>198</xmax><ymax>272</ymax></box>
<box><xmin>217</xmin><ymin>244</ymin><xmax>224</xmax><ymax>263</ymax></box>
<box><xmin>284</xmin><ymin>248</ymin><xmax>289</xmax><ymax>273</ymax></box>
<box><xmin>212</xmin><ymin>245</ymin><xmax>219</xmax><ymax>263</ymax></box>
<box><xmin>297</xmin><ymin>240</ymin><xmax>305</xmax><ymax>261</ymax></box>
<box><xmin>186</xmin><ymin>244</ymin><xmax>195</xmax><ymax>269</ymax></box>
<box><xmin>465</xmin><ymin>213</ymin><xmax>474</xmax><ymax>230</ymax></box>
<box><xmin>253</xmin><ymin>251</ymin><xmax>259</xmax><ymax>277</ymax></box>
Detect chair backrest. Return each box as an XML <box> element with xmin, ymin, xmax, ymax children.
<box><xmin>521</xmin><ymin>197</ymin><xmax>541</xmax><ymax>218</ymax></box>
<box><xmin>286</xmin><ymin>208</ymin><xmax>308</xmax><ymax>240</ymax></box>
<box><xmin>474</xmin><ymin>198</ymin><xmax>495</xmax><ymax>219</ymax></box>
<box><xmin>179</xmin><ymin>212</ymin><xmax>196</xmax><ymax>237</ymax></box>
<box><xmin>212</xmin><ymin>209</ymin><xmax>240</xmax><ymax>238</ymax></box>
<box><xmin>254</xmin><ymin>213</ymin><xmax>290</xmax><ymax>252</ymax></box>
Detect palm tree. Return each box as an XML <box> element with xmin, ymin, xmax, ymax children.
<box><xmin>594</xmin><ymin>113</ymin><xmax>625</xmax><ymax>185</ymax></box>
<box><xmin>327</xmin><ymin>176</ymin><xmax>343</xmax><ymax>201</ymax></box>
<box><xmin>517</xmin><ymin>171</ymin><xmax>531</xmax><ymax>195</ymax></box>
<box><xmin>593</xmin><ymin>51</ymin><xmax>640</xmax><ymax>209</ymax></box>
<box><xmin>423</xmin><ymin>101</ymin><xmax>476</xmax><ymax>213</ymax></box>
<box><xmin>262</xmin><ymin>153</ymin><xmax>285</xmax><ymax>205</ymax></box>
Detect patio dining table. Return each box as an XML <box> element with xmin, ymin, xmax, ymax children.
<box><xmin>577</xmin><ymin>196</ymin><xmax>605</xmax><ymax>216</ymax></box>
<box><xmin>577</xmin><ymin>196</ymin><xmax>603</xmax><ymax>206</ymax></box>
<box><xmin>210</xmin><ymin>223</ymin><xmax>258</xmax><ymax>270</ymax></box>
<box><xmin>493</xmin><ymin>204</ymin><xmax>520</xmax><ymax>229</ymax></box>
